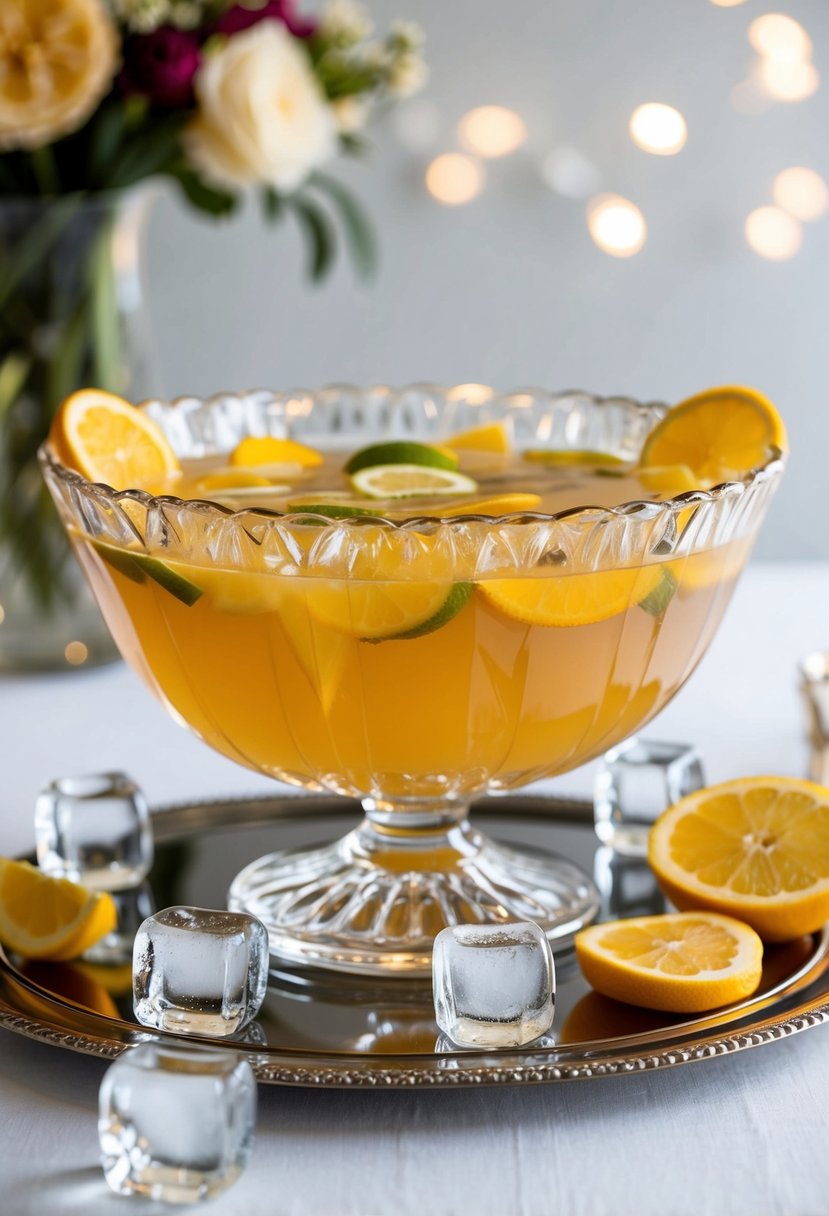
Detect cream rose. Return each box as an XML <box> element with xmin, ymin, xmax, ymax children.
<box><xmin>184</xmin><ymin>22</ymin><xmax>337</xmax><ymax>193</ymax></box>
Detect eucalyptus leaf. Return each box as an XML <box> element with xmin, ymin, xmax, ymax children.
<box><xmin>290</xmin><ymin>195</ymin><xmax>337</xmax><ymax>281</ymax></box>
<box><xmin>173</xmin><ymin>169</ymin><xmax>237</xmax><ymax>217</ymax></box>
<box><xmin>309</xmin><ymin>172</ymin><xmax>377</xmax><ymax>278</ymax></box>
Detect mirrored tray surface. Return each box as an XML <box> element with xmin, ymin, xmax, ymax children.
<box><xmin>2</xmin><ymin>793</ymin><xmax>828</xmax><ymax>1088</ymax></box>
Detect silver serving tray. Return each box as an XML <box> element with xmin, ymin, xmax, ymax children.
<box><xmin>1</xmin><ymin>793</ymin><xmax>828</xmax><ymax>1088</ymax></box>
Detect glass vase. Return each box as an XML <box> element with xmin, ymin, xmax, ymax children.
<box><xmin>0</xmin><ymin>190</ymin><xmax>158</xmax><ymax>672</ymax></box>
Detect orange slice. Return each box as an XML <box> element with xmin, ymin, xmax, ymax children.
<box><xmin>640</xmin><ymin>386</ymin><xmax>787</xmax><ymax>483</ymax></box>
<box><xmin>0</xmin><ymin>859</ymin><xmax>116</xmax><ymax>960</ymax></box>
<box><xmin>576</xmin><ymin>912</ymin><xmax>763</xmax><ymax>1013</ymax></box>
<box><xmin>478</xmin><ymin>564</ymin><xmax>664</xmax><ymax>627</ymax></box>
<box><xmin>446</xmin><ymin>422</ymin><xmax>512</xmax><ymax>454</ymax></box>
<box><xmin>649</xmin><ymin>776</ymin><xmax>829</xmax><ymax>941</ymax></box>
<box><xmin>230</xmin><ymin>436</ymin><xmax>323</xmax><ymax>468</ymax></box>
<box><xmin>50</xmin><ymin>389</ymin><xmax>179</xmax><ymax>489</ymax></box>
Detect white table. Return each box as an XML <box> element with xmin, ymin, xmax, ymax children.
<box><xmin>2</xmin><ymin>561</ymin><xmax>829</xmax><ymax>1216</ymax></box>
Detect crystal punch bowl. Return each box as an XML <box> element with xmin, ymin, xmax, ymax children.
<box><xmin>41</xmin><ymin>386</ymin><xmax>785</xmax><ymax>975</ymax></box>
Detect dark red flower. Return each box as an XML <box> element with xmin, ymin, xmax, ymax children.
<box><xmin>118</xmin><ymin>27</ymin><xmax>202</xmax><ymax>110</ymax></box>
<box><xmin>216</xmin><ymin>1</ymin><xmax>316</xmax><ymax>40</ymax></box>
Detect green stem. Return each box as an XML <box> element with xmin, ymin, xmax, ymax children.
<box><xmin>88</xmin><ymin>211</ymin><xmax>121</xmax><ymax>390</ymax></box>
<box><xmin>30</xmin><ymin>145</ymin><xmax>61</xmax><ymax>196</ymax></box>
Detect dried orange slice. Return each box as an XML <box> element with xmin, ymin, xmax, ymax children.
<box><xmin>649</xmin><ymin>776</ymin><xmax>829</xmax><ymax>941</ymax></box>
<box><xmin>50</xmin><ymin>389</ymin><xmax>179</xmax><ymax>489</ymax></box>
<box><xmin>576</xmin><ymin>912</ymin><xmax>763</xmax><ymax>1013</ymax></box>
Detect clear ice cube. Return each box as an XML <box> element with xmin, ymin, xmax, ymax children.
<box><xmin>432</xmin><ymin>921</ymin><xmax>555</xmax><ymax>1048</ymax></box>
<box><xmin>133</xmin><ymin>906</ymin><xmax>269</xmax><ymax>1037</ymax></box>
<box><xmin>593</xmin><ymin>737</ymin><xmax>705</xmax><ymax>855</ymax></box>
<box><xmin>35</xmin><ymin>772</ymin><xmax>153</xmax><ymax>891</ymax></box>
<box><xmin>98</xmin><ymin>1041</ymin><xmax>256</xmax><ymax>1204</ymax></box>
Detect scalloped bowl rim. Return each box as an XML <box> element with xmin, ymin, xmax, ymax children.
<box><xmin>38</xmin><ymin>384</ymin><xmax>787</xmax><ymax>531</ymax></box>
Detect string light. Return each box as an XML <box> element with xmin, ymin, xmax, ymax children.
<box><xmin>457</xmin><ymin>106</ymin><xmax>527</xmax><ymax>158</ymax></box>
<box><xmin>64</xmin><ymin>640</ymin><xmax>89</xmax><ymax>666</ymax></box>
<box><xmin>425</xmin><ymin>153</ymin><xmax>484</xmax><ymax>206</ymax></box>
<box><xmin>773</xmin><ymin>168</ymin><xmax>829</xmax><ymax>222</ymax></box>
<box><xmin>587</xmin><ymin>195</ymin><xmax>647</xmax><ymax>258</ymax></box>
<box><xmin>759</xmin><ymin>58</ymin><xmax>819</xmax><ymax>102</ymax></box>
<box><xmin>749</xmin><ymin>13</ymin><xmax>812</xmax><ymax>63</ymax></box>
<box><xmin>629</xmin><ymin>103</ymin><xmax>688</xmax><ymax>155</ymax></box>
<box><xmin>539</xmin><ymin>145</ymin><xmax>601</xmax><ymax>199</ymax></box>
<box><xmin>745</xmin><ymin>206</ymin><xmax>803</xmax><ymax>260</ymax></box>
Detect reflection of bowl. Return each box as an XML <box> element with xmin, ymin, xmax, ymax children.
<box><xmin>41</xmin><ymin>386</ymin><xmax>785</xmax><ymax>977</ymax></box>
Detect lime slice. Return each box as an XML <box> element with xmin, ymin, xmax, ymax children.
<box><xmin>365</xmin><ymin>582</ymin><xmax>473</xmax><ymax>642</ymax></box>
<box><xmin>350</xmin><ymin>465</ymin><xmax>478</xmax><ymax>500</ymax></box>
<box><xmin>522</xmin><ymin>449</ymin><xmax>630</xmax><ymax>468</ymax></box>
<box><xmin>286</xmin><ymin>500</ymin><xmax>384</xmax><ymax>519</ymax></box>
<box><xmin>344</xmin><ymin>441</ymin><xmax>459</xmax><ymax>475</ymax></box>
<box><xmin>92</xmin><ymin>541</ymin><xmax>203</xmax><ymax>606</ymax></box>
<box><xmin>306</xmin><ymin>578</ymin><xmax>460</xmax><ymax>640</ymax></box>
<box><xmin>638</xmin><ymin>567</ymin><xmax>677</xmax><ymax>618</ymax></box>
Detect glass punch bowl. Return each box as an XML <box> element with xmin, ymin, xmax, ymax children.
<box><xmin>41</xmin><ymin>385</ymin><xmax>785</xmax><ymax>976</ymax></box>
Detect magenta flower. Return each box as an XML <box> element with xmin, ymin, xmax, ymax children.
<box><xmin>216</xmin><ymin>1</ymin><xmax>316</xmax><ymax>40</ymax></box>
<box><xmin>118</xmin><ymin>28</ymin><xmax>202</xmax><ymax>110</ymax></box>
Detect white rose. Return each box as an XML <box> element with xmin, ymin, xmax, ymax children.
<box><xmin>184</xmin><ymin>21</ymin><xmax>337</xmax><ymax>193</ymax></box>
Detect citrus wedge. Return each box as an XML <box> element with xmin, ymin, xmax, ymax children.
<box><xmin>306</xmin><ymin>578</ymin><xmax>464</xmax><ymax>640</ymax></box>
<box><xmin>649</xmin><ymin>777</ymin><xmax>829</xmax><ymax>941</ymax></box>
<box><xmin>229</xmin><ymin>436</ymin><xmax>323</xmax><ymax>468</ymax></box>
<box><xmin>447</xmin><ymin>422</ymin><xmax>512</xmax><ymax>454</ymax></box>
<box><xmin>350</xmin><ymin>465</ymin><xmax>478</xmax><ymax>499</ymax></box>
<box><xmin>430</xmin><ymin>493</ymin><xmax>542</xmax><ymax>517</ymax></box>
<box><xmin>640</xmin><ymin>386</ymin><xmax>787</xmax><ymax>483</ymax></box>
<box><xmin>637</xmin><ymin>464</ymin><xmax>699</xmax><ymax>494</ymax></box>
<box><xmin>50</xmin><ymin>389</ymin><xmax>179</xmax><ymax>489</ymax></box>
<box><xmin>195</xmin><ymin>470</ymin><xmax>273</xmax><ymax>494</ymax></box>
<box><xmin>575</xmin><ymin>912</ymin><xmax>763</xmax><ymax>1013</ymax></box>
<box><xmin>522</xmin><ymin>449</ymin><xmax>629</xmax><ymax>468</ymax></box>
<box><xmin>478</xmin><ymin>564</ymin><xmax>664</xmax><ymax>627</ymax></box>
<box><xmin>0</xmin><ymin>859</ymin><xmax>116</xmax><ymax>961</ymax></box>
<box><xmin>344</xmin><ymin>441</ymin><xmax>459</xmax><ymax>475</ymax></box>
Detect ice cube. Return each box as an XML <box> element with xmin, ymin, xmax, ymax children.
<box><xmin>133</xmin><ymin>906</ymin><xmax>268</xmax><ymax>1037</ymax></box>
<box><xmin>594</xmin><ymin>737</ymin><xmax>705</xmax><ymax>855</ymax></box>
<box><xmin>99</xmin><ymin>1041</ymin><xmax>256</xmax><ymax>1203</ymax></box>
<box><xmin>432</xmin><ymin>921</ymin><xmax>555</xmax><ymax>1048</ymax></box>
<box><xmin>35</xmin><ymin>772</ymin><xmax>153</xmax><ymax>891</ymax></box>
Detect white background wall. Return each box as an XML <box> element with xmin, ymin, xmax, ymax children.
<box><xmin>142</xmin><ymin>0</ymin><xmax>829</xmax><ymax>559</ymax></box>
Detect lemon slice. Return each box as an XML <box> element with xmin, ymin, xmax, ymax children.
<box><xmin>195</xmin><ymin>470</ymin><xmax>273</xmax><ymax>494</ymax></box>
<box><xmin>0</xmin><ymin>860</ymin><xmax>116</xmax><ymax>961</ymax></box>
<box><xmin>447</xmin><ymin>422</ymin><xmax>512</xmax><ymax>454</ymax></box>
<box><xmin>430</xmin><ymin>493</ymin><xmax>542</xmax><ymax>517</ymax></box>
<box><xmin>522</xmin><ymin>450</ymin><xmax>629</xmax><ymax>468</ymax></box>
<box><xmin>478</xmin><ymin>564</ymin><xmax>664</xmax><ymax>627</ymax></box>
<box><xmin>350</xmin><ymin>465</ymin><xmax>478</xmax><ymax>499</ymax></box>
<box><xmin>50</xmin><ymin>389</ymin><xmax>179</xmax><ymax>489</ymax></box>
<box><xmin>229</xmin><ymin>436</ymin><xmax>323</xmax><ymax>468</ymax></box>
<box><xmin>576</xmin><ymin>912</ymin><xmax>763</xmax><ymax>1013</ymax></box>
<box><xmin>649</xmin><ymin>777</ymin><xmax>829</xmax><ymax>941</ymax></box>
<box><xmin>640</xmin><ymin>386</ymin><xmax>787</xmax><ymax>483</ymax></box>
<box><xmin>637</xmin><ymin>464</ymin><xmax>699</xmax><ymax>494</ymax></box>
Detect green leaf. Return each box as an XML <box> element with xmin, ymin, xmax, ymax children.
<box><xmin>107</xmin><ymin>115</ymin><xmax>186</xmax><ymax>189</ymax></box>
<box><xmin>173</xmin><ymin>169</ymin><xmax>237</xmax><ymax>217</ymax></box>
<box><xmin>44</xmin><ymin>298</ymin><xmax>89</xmax><ymax>416</ymax></box>
<box><xmin>0</xmin><ymin>196</ymin><xmax>81</xmax><ymax>312</ymax></box>
<box><xmin>87</xmin><ymin>102</ymin><xmax>127</xmax><ymax>185</ymax></box>
<box><xmin>290</xmin><ymin>195</ymin><xmax>337</xmax><ymax>282</ymax></box>
<box><xmin>309</xmin><ymin>172</ymin><xmax>377</xmax><ymax>279</ymax></box>
<box><xmin>261</xmin><ymin>186</ymin><xmax>285</xmax><ymax>223</ymax></box>
<box><xmin>0</xmin><ymin>351</ymin><xmax>33</xmax><ymax>418</ymax></box>
<box><xmin>88</xmin><ymin>215</ymin><xmax>121</xmax><ymax>390</ymax></box>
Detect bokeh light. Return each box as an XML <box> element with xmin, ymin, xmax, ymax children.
<box><xmin>710</xmin><ymin>0</ymin><xmax>749</xmax><ymax>6</ymax></box>
<box><xmin>759</xmin><ymin>58</ymin><xmax>819</xmax><ymax>102</ymax></box>
<box><xmin>745</xmin><ymin>206</ymin><xmax>803</xmax><ymax>260</ymax></box>
<box><xmin>749</xmin><ymin>13</ymin><xmax>812</xmax><ymax>62</ymax></box>
<box><xmin>629</xmin><ymin>103</ymin><xmax>688</xmax><ymax>155</ymax></box>
<box><xmin>539</xmin><ymin>145</ymin><xmax>601</xmax><ymax>199</ymax></box>
<box><xmin>773</xmin><ymin>168</ymin><xmax>829</xmax><ymax>222</ymax></box>
<box><xmin>587</xmin><ymin>195</ymin><xmax>647</xmax><ymax>258</ymax></box>
<box><xmin>457</xmin><ymin>106</ymin><xmax>527</xmax><ymax>158</ymax></box>
<box><xmin>64</xmin><ymin>640</ymin><xmax>89</xmax><ymax>666</ymax></box>
<box><xmin>425</xmin><ymin>153</ymin><xmax>484</xmax><ymax>206</ymax></box>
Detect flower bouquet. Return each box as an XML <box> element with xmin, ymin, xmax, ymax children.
<box><xmin>0</xmin><ymin>0</ymin><xmax>425</xmax><ymax>669</ymax></box>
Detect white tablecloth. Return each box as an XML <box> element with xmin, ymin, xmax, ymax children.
<box><xmin>2</xmin><ymin>561</ymin><xmax>829</xmax><ymax>1216</ymax></box>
